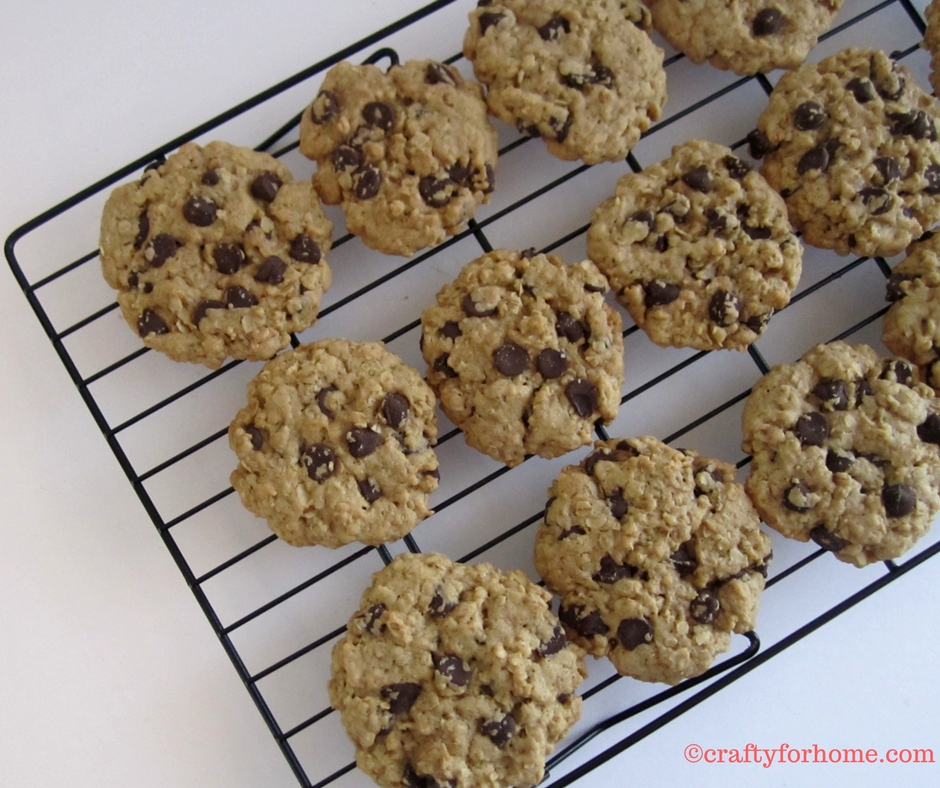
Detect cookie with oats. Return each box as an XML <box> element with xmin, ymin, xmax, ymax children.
<box><xmin>298</xmin><ymin>59</ymin><xmax>498</xmax><ymax>257</ymax></box>
<box><xmin>748</xmin><ymin>47</ymin><xmax>940</xmax><ymax>258</ymax></box>
<box><xmin>330</xmin><ymin>552</ymin><xmax>586</xmax><ymax>788</ymax></box>
<box><xmin>420</xmin><ymin>248</ymin><xmax>624</xmax><ymax>467</ymax></box>
<box><xmin>463</xmin><ymin>0</ymin><xmax>666</xmax><ymax>164</ymax></box>
<box><xmin>229</xmin><ymin>339</ymin><xmax>439</xmax><ymax>548</ymax></box>
<box><xmin>742</xmin><ymin>341</ymin><xmax>940</xmax><ymax>567</ymax></box>
<box><xmin>587</xmin><ymin>139</ymin><xmax>802</xmax><ymax>351</ymax></box>
<box><xmin>99</xmin><ymin>140</ymin><xmax>333</xmax><ymax>369</ymax></box>
<box><xmin>924</xmin><ymin>0</ymin><xmax>940</xmax><ymax>95</ymax></box>
<box><xmin>644</xmin><ymin>0</ymin><xmax>844</xmax><ymax>76</ymax></box>
<box><xmin>535</xmin><ymin>436</ymin><xmax>771</xmax><ymax>686</ymax></box>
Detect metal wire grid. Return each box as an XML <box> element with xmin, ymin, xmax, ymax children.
<box><xmin>5</xmin><ymin>0</ymin><xmax>940</xmax><ymax>786</ymax></box>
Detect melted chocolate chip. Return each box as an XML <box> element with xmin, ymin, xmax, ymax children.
<box><xmin>813</xmin><ymin>379</ymin><xmax>849</xmax><ymax>411</ymax></box>
<box><xmin>347</xmin><ymin>427</ymin><xmax>382</xmax><ymax>458</ymax></box>
<box><xmin>538</xmin><ymin>15</ymin><xmax>570</xmax><ymax>41</ymax></box>
<box><xmin>363</xmin><ymin>101</ymin><xmax>396</xmax><ymax>132</ymax></box>
<box><xmin>225</xmin><ymin>285</ymin><xmax>258</xmax><ymax>308</ymax></box>
<box><xmin>462</xmin><ymin>293</ymin><xmax>497</xmax><ymax>317</ymax></box>
<box><xmin>478</xmin><ymin>11</ymin><xmax>505</xmax><ymax>34</ymax></box>
<box><xmin>426</xmin><ymin>62</ymin><xmax>457</xmax><ymax>85</ymax></box>
<box><xmin>559</xmin><ymin>604</ymin><xmax>609</xmax><ymax>638</ymax></box>
<box><xmin>316</xmin><ymin>386</ymin><xmax>338</xmax><ymax>420</ymax></box>
<box><xmin>794</xmin><ymin>412</ymin><xmax>828</xmax><ymax>446</ymax></box>
<box><xmin>536</xmin><ymin>348</ymin><xmax>567</xmax><ymax>379</ymax></box>
<box><xmin>810</xmin><ymin>524</ymin><xmax>848</xmax><ymax>552</ymax></box>
<box><xmin>245</xmin><ymin>425</ymin><xmax>264</xmax><ymax>451</ymax></box>
<box><xmin>826</xmin><ymin>449</ymin><xmax>854</xmax><ymax>473</ymax></box>
<box><xmin>752</xmin><ymin>7</ymin><xmax>783</xmax><ymax>36</ymax></box>
<box><xmin>549</xmin><ymin>113</ymin><xmax>573</xmax><ymax>143</ymax></box>
<box><xmin>214</xmin><ymin>243</ymin><xmax>245</xmax><ymax>274</ymax></box>
<box><xmin>434</xmin><ymin>654</ymin><xmax>471</xmax><ymax>686</ymax></box>
<box><xmin>858</xmin><ymin>186</ymin><xmax>893</xmax><ymax>216</ymax></box>
<box><xmin>134</xmin><ymin>211</ymin><xmax>150</xmax><ymax>249</ymax></box>
<box><xmin>250</xmin><ymin>171</ymin><xmax>282</xmax><ymax>202</ymax></box>
<box><xmin>147</xmin><ymin>234</ymin><xmax>180</xmax><ymax>268</ymax></box>
<box><xmin>364</xmin><ymin>603</ymin><xmax>386</xmax><ymax>633</ymax></box>
<box><xmin>480</xmin><ymin>714</ymin><xmax>516</xmax><ymax>747</ymax></box>
<box><xmin>874</xmin><ymin>156</ymin><xmax>902</xmax><ymax>183</ymax></box>
<box><xmin>137</xmin><ymin>308</ymin><xmax>168</xmax><ymax>337</ymax></box>
<box><xmin>671</xmin><ymin>542</ymin><xmax>698</xmax><ymax>576</ymax></box>
<box><xmin>536</xmin><ymin>624</ymin><xmax>568</xmax><ymax>657</ymax></box>
<box><xmin>419</xmin><ymin>175</ymin><xmax>456</xmax><ymax>207</ymax></box>
<box><xmin>646</xmin><ymin>280</ymin><xmax>681</xmax><ymax>307</ymax></box>
<box><xmin>310</xmin><ymin>90</ymin><xmax>339</xmax><ymax>124</ymax></box>
<box><xmin>682</xmin><ymin>165</ymin><xmax>713</xmax><ymax>193</ymax></box>
<box><xmin>353</xmin><ymin>164</ymin><xmax>382</xmax><ymax>200</ymax></box>
<box><xmin>881</xmin><ymin>359</ymin><xmax>914</xmax><ymax>386</ymax></box>
<box><xmin>593</xmin><ymin>555</ymin><xmax>637</xmax><ymax>584</ymax></box>
<box><xmin>558</xmin><ymin>525</ymin><xmax>586</xmax><ymax>540</ymax></box>
<box><xmin>917</xmin><ymin>413</ymin><xmax>940</xmax><ymax>445</ymax></box>
<box><xmin>565</xmin><ymin>378</ymin><xmax>598</xmax><ymax>418</ymax></box>
<box><xmin>794</xmin><ymin>101</ymin><xmax>827</xmax><ymax>131</ymax></box>
<box><xmin>797</xmin><ymin>144</ymin><xmax>831</xmax><ymax>175</ymax></box>
<box><xmin>332</xmin><ymin>144</ymin><xmax>362</xmax><ymax>172</ymax></box>
<box><xmin>783</xmin><ymin>481</ymin><xmax>812</xmax><ymax>512</ymax></box>
<box><xmin>382</xmin><ymin>392</ymin><xmax>410</xmax><ymax>428</ymax></box>
<box><xmin>889</xmin><ymin>110</ymin><xmax>937</xmax><ymax>141</ymax></box>
<box><xmin>855</xmin><ymin>377</ymin><xmax>874</xmax><ymax>405</ymax></box>
<box><xmin>607</xmin><ymin>489</ymin><xmax>628</xmax><ymax>519</ymax></box>
<box><xmin>182</xmin><ymin>195</ymin><xmax>218</xmax><ymax>226</ymax></box>
<box><xmin>690</xmin><ymin>590</ymin><xmax>720</xmax><ymax>624</ymax></box>
<box><xmin>382</xmin><ymin>683</ymin><xmax>422</xmax><ymax>715</ymax></box>
<box><xmin>428</xmin><ymin>591</ymin><xmax>457</xmax><ymax>618</ymax></box>
<box><xmin>254</xmin><ymin>255</ymin><xmax>286</xmax><ymax>284</ymax></box>
<box><xmin>883</xmin><ymin>484</ymin><xmax>916</xmax><ymax>517</ymax></box>
<box><xmin>302</xmin><ymin>443</ymin><xmax>336</xmax><ymax>481</ymax></box>
<box><xmin>617</xmin><ymin>618</ymin><xmax>652</xmax><ymax>650</ymax></box>
<box><xmin>290</xmin><ymin>233</ymin><xmax>322</xmax><ymax>264</ymax></box>
<box><xmin>708</xmin><ymin>290</ymin><xmax>742</xmax><ymax>326</ymax></box>
<box><xmin>743</xmin><ymin>225</ymin><xmax>773</xmax><ymax>240</ymax></box>
<box><xmin>193</xmin><ymin>299</ymin><xmax>226</xmax><ymax>325</ymax></box>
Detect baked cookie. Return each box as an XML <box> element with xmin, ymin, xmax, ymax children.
<box><xmin>587</xmin><ymin>139</ymin><xmax>802</xmax><ymax>351</ymax></box>
<box><xmin>463</xmin><ymin>0</ymin><xmax>666</xmax><ymax>164</ymax></box>
<box><xmin>924</xmin><ymin>0</ymin><xmax>940</xmax><ymax>96</ymax></box>
<box><xmin>420</xmin><ymin>248</ymin><xmax>624</xmax><ymax>467</ymax></box>
<box><xmin>229</xmin><ymin>339</ymin><xmax>439</xmax><ymax>548</ymax></box>
<box><xmin>883</xmin><ymin>231</ymin><xmax>940</xmax><ymax>390</ymax></box>
<box><xmin>748</xmin><ymin>48</ymin><xmax>940</xmax><ymax>258</ymax></box>
<box><xmin>645</xmin><ymin>0</ymin><xmax>844</xmax><ymax>76</ymax></box>
<box><xmin>298</xmin><ymin>59</ymin><xmax>498</xmax><ymax>257</ymax></box>
<box><xmin>742</xmin><ymin>341</ymin><xmax>940</xmax><ymax>567</ymax></box>
<box><xmin>330</xmin><ymin>552</ymin><xmax>586</xmax><ymax>788</ymax></box>
<box><xmin>99</xmin><ymin>140</ymin><xmax>332</xmax><ymax>369</ymax></box>
<box><xmin>534</xmin><ymin>436</ymin><xmax>771</xmax><ymax>686</ymax></box>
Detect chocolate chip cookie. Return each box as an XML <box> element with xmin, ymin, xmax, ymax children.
<box><xmin>330</xmin><ymin>552</ymin><xmax>586</xmax><ymax>788</ymax></box>
<box><xmin>587</xmin><ymin>139</ymin><xmax>802</xmax><ymax>351</ymax></box>
<box><xmin>298</xmin><ymin>59</ymin><xmax>498</xmax><ymax>257</ymax></box>
<box><xmin>924</xmin><ymin>0</ymin><xmax>940</xmax><ymax>96</ymax></box>
<box><xmin>742</xmin><ymin>341</ymin><xmax>940</xmax><ymax>567</ymax></box>
<box><xmin>99</xmin><ymin>141</ymin><xmax>333</xmax><ymax>368</ymax></box>
<box><xmin>883</xmin><ymin>231</ymin><xmax>940</xmax><ymax>391</ymax></box>
<box><xmin>420</xmin><ymin>248</ymin><xmax>624</xmax><ymax>467</ymax></box>
<box><xmin>463</xmin><ymin>0</ymin><xmax>666</xmax><ymax>164</ymax></box>
<box><xmin>229</xmin><ymin>339</ymin><xmax>439</xmax><ymax>548</ymax></box>
<box><xmin>645</xmin><ymin>0</ymin><xmax>844</xmax><ymax>76</ymax></box>
<box><xmin>534</xmin><ymin>436</ymin><xmax>771</xmax><ymax>685</ymax></box>
<box><xmin>748</xmin><ymin>48</ymin><xmax>940</xmax><ymax>258</ymax></box>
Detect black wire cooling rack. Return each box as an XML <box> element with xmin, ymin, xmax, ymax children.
<box><xmin>6</xmin><ymin>1</ymin><xmax>940</xmax><ymax>786</ymax></box>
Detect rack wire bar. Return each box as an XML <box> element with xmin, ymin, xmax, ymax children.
<box><xmin>5</xmin><ymin>1</ymin><xmax>938</xmax><ymax>786</ymax></box>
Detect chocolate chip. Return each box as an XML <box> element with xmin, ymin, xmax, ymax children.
<box><xmin>441</xmin><ymin>321</ymin><xmax>462</xmax><ymax>340</ymax></box>
<box><xmin>743</xmin><ymin>225</ymin><xmax>773</xmax><ymax>240</ymax></box>
<box><xmin>134</xmin><ymin>211</ymin><xmax>150</xmax><ymax>249</ymax></box>
<box><xmin>826</xmin><ymin>449</ymin><xmax>854</xmax><ymax>473</ymax></box>
<box><xmin>858</xmin><ymin>186</ymin><xmax>893</xmax><ymax>216</ymax></box>
<box><xmin>752</xmin><ymin>7</ymin><xmax>783</xmax><ymax>36</ymax></box>
<box><xmin>245</xmin><ymin>424</ymin><xmax>264</xmax><ymax>451</ymax></box>
<box><xmin>671</xmin><ymin>542</ymin><xmax>698</xmax><ymax>576</ymax></box>
<box><xmin>225</xmin><ymin>285</ymin><xmax>258</xmax><ymax>308</ymax></box>
<box><xmin>254</xmin><ymin>255</ymin><xmax>286</xmax><ymax>284</ymax></box>
<box><xmin>708</xmin><ymin>290</ymin><xmax>742</xmax><ymax>326</ymax></box>
<box><xmin>492</xmin><ymin>343</ymin><xmax>528</xmax><ymax>376</ymax></box>
<box><xmin>881</xmin><ymin>359</ymin><xmax>914</xmax><ymax>386</ymax></box>
<box><xmin>555</xmin><ymin>311</ymin><xmax>584</xmax><ymax>342</ymax></box>
<box><xmin>428</xmin><ymin>591</ymin><xmax>457</xmax><ymax>618</ymax></box>
<box><xmin>433</xmin><ymin>354</ymin><xmax>458</xmax><ymax>378</ymax></box>
<box><xmin>606</xmin><ymin>489</ymin><xmax>628</xmax><ymax>519</ymax></box>
<box><xmin>794</xmin><ymin>412</ymin><xmax>828</xmax><ymax>446</ymax></box>
<box><xmin>917</xmin><ymin>413</ymin><xmax>940</xmax><ymax>444</ymax></box>
<box><xmin>250</xmin><ymin>171</ymin><xmax>282</xmax><ymax>202</ymax></box>
<box><xmin>193</xmin><ymin>299</ymin><xmax>226</xmax><ymax>325</ymax></box>
<box><xmin>558</xmin><ymin>525</ymin><xmax>586</xmax><ymax>540</ymax></box>
<box><xmin>549</xmin><ymin>113</ymin><xmax>573</xmax><ymax>143</ymax></box>
<box><xmin>883</xmin><ymin>484</ymin><xmax>916</xmax><ymax>517</ymax></box>
<box><xmin>889</xmin><ymin>110</ymin><xmax>937</xmax><ymax>141</ymax></box>
<box><xmin>536</xmin><ymin>348</ymin><xmax>567</xmax><ymax>379</ymax></box>
<box><xmin>559</xmin><ymin>604</ymin><xmax>609</xmax><ymax>637</ymax></box>
<box><xmin>382</xmin><ymin>683</ymin><xmax>422</xmax><ymax>714</ymax></box>
<box><xmin>363</xmin><ymin>101</ymin><xmax>396</xmax><ymax>132</ymax></box>
<box><xmin>182</xmin><ymin>195</ymin><xmax>218</xmax><ymax>226</ymax></box>
<box><xmin>347</xmin><ymin>427</ymin><xmax>382</xmax><ymax>458</ymax></box>
<box><xmin>617</xmin><ymin>618</ymin><xmax>652</xmax><ymax>650</ymax></box>
<box><xmin>874</xmin><ymin>156</ymin><xmax>902</xmax><ymax>183</ymax></box>
<box><xmin>723</xmin><ymin>155</ymin><xmax>751</xmax><ymax>179</ymax></box>
<box><xmin>565</xmin><ymin>378</ymin><xmax>598</xmax><ymax>418</ymax></box>
<box><xmin>214</xmin><ymin>243</ymin><xmax>245</xmax><ymax>273</ymax></box>
<box><xmin>793</xmin><ymin>101</ymin><xmax>827</xmax><ymax>131</ymax></box>
<box><xmin>419</xmin><ymin>175</ymin><xmax>456</xmax><ymax>207</ymax></box>
<box><xmin>746</xmin><ymin>312</ymin><xmax>771</xmax><ymax>334</ymax></box>
<box><xmin>538</xmin><ymin>15</ymin><xmax>570</xmax><ymax>41</ymax></box>
<box><xmin>646</xmin><ymin>280</ymin><xmax>680</xmax><ymax>307</ymax></box>
<box><xmin>593</xmin><ymin>555</ymin><xmax>637</xmax><ymax>584</ymax></box>
<box><xmin>447</xmin><ymin>162</ymin><xmax>472</xmax><ymax>186</ymax></box>
<box><xmin>302</xmin><ymin>443</ymin><xmax>335</xmax><ymax>481</ymax></box>
<box><xmin>478</xmin><ymin>11</ymin><xmax>505</xmax><ymax>34</ymax></box>
<box><xmin>591</xmin><ymin>64</ymin><xmax>615</xmax><ymax>88</ymax></box>
<box><xmin>855</xmin><ymin>377</ymin><xmax>874</xmax><ymax>405</ymax></box>
<box><xmin>480</xmin><ymin>714</ymin><xmax>516</xmax><ymax>747</ymax></box>
<box><xmin>562</xmin><ymin>71</ymin><xmax>591</xmax><ymax>90</ymax></box>
<box><xmin>690</xmin><ymin>590</ymin><xmax>720</xmax><ymax>624</ymax></box>
<box><xmin>382</xmin><ymin>392</ymin><xmax>409</xmax><ymax>428</ymax></box>
<box><xmin>783</xmin><ymin>481</ymin><xmax>812</xmax><ymax>512</ymax></box>
<box><xmin>309</xmin><ymin>90</ymin><xmax>339</xmax><ymax>124</ymax></box>
<box><xmin>403</xmin><ymin>766</ymin><xmax>453</xmax><ymax>788</ymax></box>
<box><xmin>462</xmin><ymin>293</ymin><xmax>497</xmax><ymax>318</ymax></box>
<box><xmin>536</xmin><ymin>624</ymin><xmax>568</xmax><ymax>657</ymax></box>
<box><xmin>682</xmin><ymin>165</ymin><xmax>713</xmax><ymax>193</ymax></box>
<box><xmin>137</xmin><ymin>308</ymin><xmax>168</xmax><ymax>337</ymax></box>
<box><xmin>746</xmin><ymin>129</ymin><xmax>776</xmax><ymax>159</ymax></box>
<box><xmin>797</xmin><ymin>144</ymin><xmax>831</xmax><ymax>175</ymax></box>
<box><xmin>426</xmin><ymin>62</ymin><xmax>457</xmax><ymax>85</ymax></box>
<box><xmin>705</xmin><ymin>209</ymin><xmax>727</xmax><ymax>232</ymax></box>
<box><xmin>482</xmin><ymin>164</ymin><xmax>496</xmax><ymax>194</ymax></box>
<box><xmin>289</xmin><ymin>233</ymin><xmax>322</xmax><ymax>264</ymax></box>
<box><xmin>813</xmin><ymin>379</ymin><xmax>849</xmax><ymax>411</ymax></box>
<box><xmin>630</xmin><ymin>209</ymin><xmax>655</xmax><ymax>231</ymax></box>
<box><xmin>146</xmin><ymin>234</ymin><xmax>180</xmax><ymax>267</ymax></box>
<box><xmin>433</xmin><ymin>654</ymin><xmax>471</xmax><ymax>686</ymax></box>
<box><xmin>357</xmin><ymin>478</ymin><xmax>382</xmax><ymax>503</ymax></box>
<box><xmin>201</xmin><ymin>169</ymin><xmax>220</xmax><ymax>186</ymax></box>
<box><xmin>847</xmin><ymin>77</ymin><xmax>876</xmax><ymax>103</ymax></box>
<box><xmin>364</xmin><ymin>603</ymin><xmax>386</xmax><ymax>634</ymax></box>
<box><xmin>924</xmin><ymin>164</ymin><xmax>940</xmax><ymax>195</ymax></box>
<box><xmin>315</xmin><ymin>385</ymin><xmax>338</xmax><ymax>420</ymax></box>
<box><xmin>331</xmin><ymin>145</ymin><xmax>362</xmax><ymax>172</ymax></box>
<box><xmin>885</xmin><ymin>272</ymin><xmax>914</xmax><ymax>302</ymax></box>
<box><xmin>353</xmin><ymin>164</ymin><xmax>382</xmax><ymax>200</ymax></box>
<box><xmin>810</xmin><ymin>524</ymin><xmax>848</xmax><ymax>552</ymax></box>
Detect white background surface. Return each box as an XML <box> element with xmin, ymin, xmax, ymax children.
<box><xmin>1</xmin><ymin>2</ymin><xmax>938</xmax><ymax>787</ymax></box>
